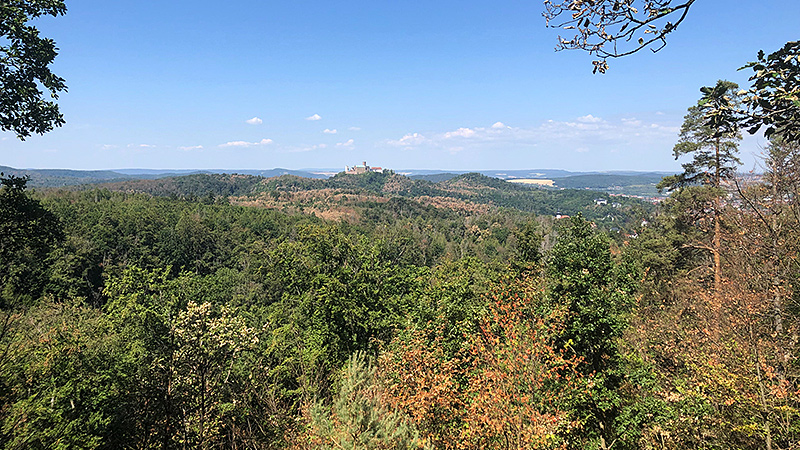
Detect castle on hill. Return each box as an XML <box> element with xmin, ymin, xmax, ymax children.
<box><xmin>345</xmin><ymin>161</ymin><xmax>383</xmax><ymax>174</ymax></box>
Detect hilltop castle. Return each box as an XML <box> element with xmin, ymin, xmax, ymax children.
<box><xmin>345</xmin><ymin>161</ymin><xmax>383</xmax><ymax>174</ymax></box>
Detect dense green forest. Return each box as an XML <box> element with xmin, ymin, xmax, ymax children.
<box><xmin>1</xmin><ymin>156</ymin><xmax>798</xmax><ymax>449</ymax></box>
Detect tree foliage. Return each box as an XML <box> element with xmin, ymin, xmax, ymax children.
<box><xmin>547</xmin><ymin>215</ymin><xmax>638</xmax><ymax>450</ymax></box>
<box><xmin>1</xmin><ymin>162</ymin><xmax>798</xmax><ymax>449</ymax></box>
<box><xmin>741</xmin><ymin>41</ymin><xmax>800</xmax><ymax>144</ymax></box>
<box><xmin>380</xmin><ymin>275</ymin><xmax>581</xmax><ymax>450</ymax></box>
<box><xmin>294</xmin><ymin>352</ymin><xmax>429</xmax><ymax>450</ymax></box>
<box><xmin>658</xmin><ymin>80</ymin><xmax>742</xmax><ymax>292</ymax></box>
<box><xmin>659</xmin><ymin>80</ymin><xmax>743</xmax><ymax>190</ymax></box>
<box><xmin>0</xmin><ymin>301</ymin><xmax>125</xmax><ymax>449</ymax></box>
<box><xmin>0</xmin><ymin>174</ymin><xmax>63</xmax><ymax>306</ymax></box>
<box><xmin>0</xmin><ymin>0</ymin><xmax>67</xmax><ymax>139</ymax></box>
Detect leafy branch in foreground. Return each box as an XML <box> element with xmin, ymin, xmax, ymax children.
<box><xmin>0</xmin><ymin>0</ymin><xmax>68</xmax><ymax>139</ymax></box>
<box><xmin>741</xmin><ymin>41</ymin><xmax>800</xmax><ymax>143</ymax></box>
<box><xmin>543</xmin><ymin>0</ymin><xmax>695</xmax><ymax>73</ymax></box>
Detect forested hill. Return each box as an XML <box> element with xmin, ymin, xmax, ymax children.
<box><xmin>86</xmin><ymin>171</ymin><xmax>652</xmax><ymax>224</ymax></box>
<box><xmin>3</xmin><ymin>164</ymin><xmax>668</xmax><ymax>197</ymax></box>
<box><xmin>100</xmin><ymin>173</ymin><xmax>266</xmax><ymax>198</ymax></box>
<box><xmin>0</xmin><ymin>165</ymin><xmax>328</xmax><ymax>187</ymax></box>
<box><xmin>0</xmin><ymin>165</ymin><xmax>135</xmax><ymax>186</ymax></box>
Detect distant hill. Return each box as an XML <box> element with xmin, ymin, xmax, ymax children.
<box><xmin>410</xmin><ymin>173</ymin><xmax>461</xmax><ymax>183</ymax></box>
<box><xmin>480</xmin><ymin>169</ymin><xmax>580</xmax><ymax>179</ymax></box>
<box><xmin>115</xmin><ymin>168</ymin><xmax>330</xmax><ymax>179</ymax></box>
<box><xmin>0</xmin><ymin>166</ymin><xmax>328</xmax><ymax>187</ymax></box>
<box><xmin>409</xmin><ymin>170</ymin><xmax>669</xmax><ymax>197</ymax></box>
<box><xmin>2</xmin><ymin>164</ymin><xmax>671</xmax><ymax>198</ymax></box>
<box><xmin>404</xmin><ymin>169</ymin><xmax>584</xmax><ymax>180</ymax></box>
<box><xmin>0</xmin><ymin>165</ymin><xmax>135</xmax><ymax>187</ymax></box>
<box><xmin>89</xmin><ymin>171</ymin><xmax>652</xmax><ymax>225</ymax></box>
<box><xmin>100</xmin><ymin>173</ymin><xmax>267</xmax><ymax>198</ymax></box>
<box><xmin>551</xmin><ymin>173</ymin><xmax>667</xmax><ymax>197</ymax></box>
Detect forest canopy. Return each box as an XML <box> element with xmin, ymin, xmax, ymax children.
<box><xmin>0</xmin><ymin>167</ymin><xmax>797</xmax><ymax>449</ymax></box>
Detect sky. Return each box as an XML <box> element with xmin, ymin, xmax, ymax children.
<box><xmin>1</xmin><ymin>0</ymin><xmax>798</xmax><ymax>172</ymax></box>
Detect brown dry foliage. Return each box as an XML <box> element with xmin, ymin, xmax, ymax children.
<box><xmin>379</xmin><ymin>280</ymin><xmax>579</xmax><ymax>450</ymax></box>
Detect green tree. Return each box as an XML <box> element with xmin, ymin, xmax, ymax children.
<box><xmin>0</xmin><ymin>174</ymin><xmax>63</xmax><ymax>306</ymax></box>
<box><xmin>513</xmin><ymin>219</ymin><xmax>543</xmax><ymax>265</ymax></box>
<box><xmin>659</xmin><ymin>80</ymin><xmax>742</xmax><ymax>292</ymax></box>
<box><xmin>1</xmin><ymin>0</ymin><xmax>67</xmax><ymax>139</ymax></box>
<box><xmin>742</xmin><ymin>41</ymin><xmax>800</xmax><ymax>144</ymax></box>
<box><xmin>662</xmin><ymin>80</ymin><xmax>743</xmax><ymax>189</ymax></box>
<box><xmin>172</xmin><ymin>301</ymin><xmax>259</xmax><ymax>449</ymax></box>
<box><xmin>295</xmin><ymin>351</ymin><xmax>429</xmax><ymax>450</ymax></box>
<box><xmin>546</xmin><ymin>215</ymin><xmax>637</xmax><ymax>450</ymax></box>
<box><xmin>0</xmin><ymin>300</ymin><xmax>127</xmax><ymax>449</ymax></box>
<box><xmin>626</xmin><ymin>184</ymin><xmax>715</xmax><ymax>299</ymax></box>
<box><xmin>103</xmin><ymin>266</ymin><xmax>264</xmax><ymax>448</ymax></box>
<box><xmin>259</xmin><ymin>223</ymin><xmax>423</xmax><ymax>400</ymax></box>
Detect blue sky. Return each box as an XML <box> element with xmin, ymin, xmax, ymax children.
<box><xmin>2</xmin><ymin>0</ymin><xmax>798</xmax><ymax>172</ymax></box>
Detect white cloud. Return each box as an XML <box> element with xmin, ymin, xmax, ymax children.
<box><xmin>336</xmin><ymin>139</ymin><xmax>355</xmax><ymax>148</ymax></box>
<box><xmin>384</xmin><ymin>115</ymin><xmax>681</xmax><ymax>163</ymax></box>
<box><xmin>323</xmin><ymin>128</ymin><xmax>338</xmax><ymax>134</ymax></box>
<box><xmin>178</xmin><ymin>145</ymin><xmax>204</xmax><ymax>151</ymax></box>
<box><xmin>219</xmin><ymin>138</ymin><xmax>273</xmax><ymax>148</ymax></box>
<box><xmin>246</xmin><ymin>117</ymin><xmax>263</xmax><ymax>125</ymax></box>
<box><xmin>127</xmin><ymin>143</ymin><xmax>156</xmax><ymax>148</ymax></box>
<box><xmin>306</xmin><ymin>114</ymin><xmax>322</xmax><ymax>121</ymax></box>
<box><xmin>101</xmin><ymin>144</ymin><xmax>118</xmax><ymax>150</ymax></box>
<box><xmin>389</xmin><ymin>133</ymin><xmax>429</xmax><ymax>147</ymax></box>
<box><xmin>577</xmin><ymin>114</ymin><xmax>603</xmax><ymax>123</ymax></box>
<box><xmin>286</xmin><ymin>143</ymin><xmax>329</xmax><ymax>153</ymax></box>
<box><xmin>348</xmin><ymin>126</ymin><xmax>361</xmax><ymax>131</ymax></box>
<box><xmin>444</xmin><ymin>127</ymin><xmax>477</xmax><ymax>139</ymax></box>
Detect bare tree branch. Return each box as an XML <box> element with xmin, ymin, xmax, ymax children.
<box><xmin>543</xmin><ymin>0</ymin><xmax>696</xmax><ymax>73</ymax></box>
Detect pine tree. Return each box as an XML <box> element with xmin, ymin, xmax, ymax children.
<box><xmin>658</xmin><ymin>80</ymin><xmax>743</xmax><ymax>292</ymax></box>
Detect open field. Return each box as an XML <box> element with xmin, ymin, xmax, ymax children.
<box><xmin>507</xmin><ymin>178</ymin><xmax>555</xmax><ymax>186</ymax></box>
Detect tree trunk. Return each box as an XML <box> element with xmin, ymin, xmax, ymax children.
<box><xmin>713</xmin><ymin>137</ymin><xmax>722</xmax><ymax>294</ymax></box>
<box><xmin>753</xmin><ymin>325</ymin><xmax>774</xmax><ymax>450</ymax></box>
<box><xmin>713</xmin><ymin>209</ymin><xmax>721</xmax><ymax>293</ymax></box>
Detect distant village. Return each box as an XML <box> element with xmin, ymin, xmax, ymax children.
<box><xmin>344</xmin><ymin>161</ymin><xmax>384</xmax><ymax>174</ymax></box>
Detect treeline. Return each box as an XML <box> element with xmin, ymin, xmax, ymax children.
<box><xmin>0</xmin><ymin>145</ymin><xmax>798</xmax><ymax>449</ymax></box>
